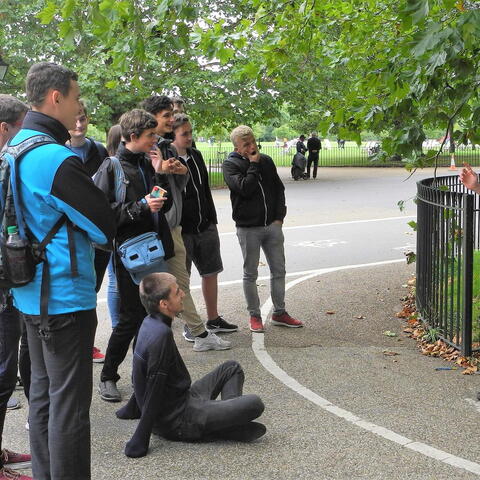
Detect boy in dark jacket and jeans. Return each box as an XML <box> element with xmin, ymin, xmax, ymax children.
<box><xmin>94</xmin><ymin>109</ymin><xmax>174</xmax><ymax>403</ymax></box>
<box><xmin>223</xmin><ymin>126</ymin><xmax>303</xmax><ymax>333</ymax></box>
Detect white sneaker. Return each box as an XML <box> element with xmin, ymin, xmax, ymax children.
<box><xmin>193</xmin><ymin>332</ymin><xmax>231</xmax><ymax>352</ymax></box>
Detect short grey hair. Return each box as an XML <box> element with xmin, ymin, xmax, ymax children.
<box><xmin>230</xmin><ymin>125</ymin><xmax>254</xmax><ymax>146</ymax></box>
<box><xmin>139</xmin><ymin>273</ymin><xmax>176</xmax><ymax>314</ymax></box>
<box><xmin>0</xmin><ymin>95</ymin><xmax>28</xmax><ymax>124</ymax></box>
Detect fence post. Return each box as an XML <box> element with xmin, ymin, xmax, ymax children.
<box><xmin>462</xmin><ymin>193</ymin><xmax>473</xmax><ymax>357</ymax></box>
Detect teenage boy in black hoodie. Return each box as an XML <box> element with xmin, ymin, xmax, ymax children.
<box><xmin>116</xmin><ymin>272</ymin><xmax>265</xmax><ymax>458</ymax></box>
<box><xmin>172</xmin><ymin>113</ymin><xmax>237</xmax><ymax>334</ymax></box>
<box><xmin>223</xmin><ymin>126</ymin><xmax>304</xmax><ymax>333</ymax></box>
<box><xmin>94</xmin><ymin>109</ymin><xmax>174</xmax><ymax>403</ymax></box>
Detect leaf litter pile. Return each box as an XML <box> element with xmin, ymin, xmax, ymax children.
<box><xmin>397</xmin><ymin>279</ymin><xmax>479</xmax><ymax>375</ymax></box>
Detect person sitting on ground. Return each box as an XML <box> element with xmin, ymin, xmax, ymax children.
<box><xmin>116</xmin><ymin>272</ymin><xmax>266</xmax><ymax>458</ymax></box>
<box><xmin>172</xmin><ymin>113</ymin><xmax>237</xmax><ymax>335</ymax></box>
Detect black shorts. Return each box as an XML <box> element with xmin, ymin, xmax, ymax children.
<box><xmin>182</xmin><ymin>223</ymin><xmax>223</xmax><ymax>277</ymax></box>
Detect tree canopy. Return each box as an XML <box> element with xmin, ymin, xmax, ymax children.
<box><xmin>1</xmin><ymin>0</ymin><xmax>479</xmax><ymax>166</ymax></box>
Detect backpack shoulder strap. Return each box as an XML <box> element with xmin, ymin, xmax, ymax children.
<box><xmin>5</xmin><ymin>135</ymin><xmax>54</xmax><ymax>159</ymax></box>
<box><xmin>109</xmin><ymin>156</ymin><xmax>128</xmax><ymax>204</ymax></box>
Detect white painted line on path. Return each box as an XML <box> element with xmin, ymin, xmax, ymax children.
<box><xmin>252</xmin><ymin>260</ymin><xmax>480</xmax><ymax>477</ymax></box>
<box><xmin>219</xmin><ymin>215</ymin><xmax>416</xmax><ymax>236</ymax></box>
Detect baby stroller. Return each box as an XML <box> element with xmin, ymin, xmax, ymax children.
<box><xmin>291</xmin><ymin>152</ymin><xmax>308</xmax><ymax>180</ymax></box>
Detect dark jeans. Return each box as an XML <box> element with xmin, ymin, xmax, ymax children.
<box><xmin>0</xmin><ymin>302</ymin><xmax>21</xmax><ymax>466</ymax></box>
<box><xmin>101</xmin><ymin>258</ymin><xmax>146</xmax><ymax>383</ymax></box>
<box><xmin>307</xmin><ymin>153</ymin><xmax>319</xmax><ymax>178</ymax></box>
<box><xmin>18</xmin><ymin>321</ymin><xmax>31</xmax><ymax>401</ymax></box>
<box><xmin>169</xmin><ymin>361</ymin><xmax>264</xmax><ymax>441</ymax></box>
<box><xmin>24</xmin><ymin>309</ymin><xmax>97</xmax><ymax>480</ymax></box>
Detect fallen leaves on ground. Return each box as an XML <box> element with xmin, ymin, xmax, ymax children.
<box><xmin>398</xmin><ymin>281</ymin><xmax>480</xmax><ymax>374</ymax></box>
<box><xmin>355</xmin><ymin>315</ymin><xmax>366</xmax><ymax>319</ymax></box>
<box><xmin>326</xmin><ymin>310</ymin><xmax>336</xmax><ymax>315</ymax></box>
<box><xmin>383</xmin><ymin>350</ymin><xmax>399</xmax><ymax>356</ymax></box>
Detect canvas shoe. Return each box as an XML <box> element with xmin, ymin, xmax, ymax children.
<box><xmin>271</xmin><ymin>312</ymin><xmax>304</xmax><ymax>328</ymax></box>
<box><xmin>99</xmin><ymin>380</ymin><xmax>121</xmax><ymax>402</ymax></box>
<box><xmin>193</xmin><ymin>332</ymin><xmax>231</xmax><ymax>352</ymax></box>
<box><xmin>0</xmin><ymin>467</ymin><xmax>32</xmax><ymax>480</ymax></box>
<box><xmin>1</xmin><ymin>450</ymin><xmax>30</xmax><ymax>465</ymax></box>
<box><xmin>92</xmin><ymin>346</ymin><xmax>105</xmax><ymax>363</ymax></box>
<box><xmin>182</xmin><ymin>325</ymin><xmax>195</xmax><ymax>342</ymax></box>
<box><xmin>206</xmin><ymin>316</ymin><xmax>238</xmax><ymax>333</ymax></box>
<box><xmin>249</xmin><ymin>316</ymin><xmax>265</xmax><ymax>333</ymax></box>
<box><xmin>6</xmin><ymin>398</ymin><xmax>20</xmax><ymax>411</ymax></box>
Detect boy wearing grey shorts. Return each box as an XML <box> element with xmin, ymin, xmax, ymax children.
<box><xmin>172</xmin><ymin>114</ymin><xmax>238</xmax><ymax>334</ymax></box>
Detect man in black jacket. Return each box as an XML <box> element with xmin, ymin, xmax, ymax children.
<box><xmin>116</xmin><ymin>272</ymin><xmax>265</xmax><ymax>458</ymax></box>
<box><xmin>172</xmin><ymin>114</ymin><xmax>237</xmax><ymax>334</ymax></box>
<box><xmin>94</xmin><ymin>109</ymin><xmax>174</xmax><ymax>403</ymax></box>
<box><xmin>306</xmin><ymin>132</ymin><xmax>321</xmax><ymax>179</ymax></box>
<box><xmin>223</xmin><ymin>126</ymin><xmax>303</xmax><ymax>333</ymax></box>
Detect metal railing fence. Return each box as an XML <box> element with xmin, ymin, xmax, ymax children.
<box><xmin>416</xmin><ymin>175</ymin><xmax>480</xmax><ymax>356</ymax></box>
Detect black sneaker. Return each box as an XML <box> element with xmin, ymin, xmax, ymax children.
<box><xmin>99</xmin><ymin>380</ymin><xmax>121</xmax><ymax>402</ymax></box>
<box><xmin>206</xmin><ymin>316</ymin><xmax>239</xmax><ymax>333</ymax></box>
<box><xmin>183</xmin><ymin>325</ymin><xmax>195</xmax><ymax>342</ymax></box>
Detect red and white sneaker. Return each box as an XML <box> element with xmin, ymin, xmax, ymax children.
<box><xmin>271</xmin><ymin>312</ymin><xmax>304</xmax><ymax>328</ymax></box>
<box><xmin>0</xmin><ymin>467</ymin><xmax>32</xmax><ymax>480</ymax></box>
<box><xmin>249</xmin><ymin>316</ymin><xmax>265</xmax><ymax>333</ymax></box>
<box><xmin>92</xmin><ymin>347</ymin><xmax>105</xmax><ymax>363</ymax></box>
<box><xmin>1</xmin><ymin>449</ymin><xmax>31</xmax><ymax>465</ymax></box>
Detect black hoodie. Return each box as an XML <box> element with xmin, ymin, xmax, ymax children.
<box><xmin>222</xmin><ymin>151</ymin><xmax>286</xmax><ymax>227</ymax></box>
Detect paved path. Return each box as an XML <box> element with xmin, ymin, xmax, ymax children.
<box><xmin>5</xmin><ymin>167</ymin><xmax>480</xmax><ymax>479</ymax></box>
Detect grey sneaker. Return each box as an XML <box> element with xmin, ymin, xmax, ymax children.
<box><xmin>99</xmin><ymin>380</ymin><xmax>121</xmax><ymax>402</ymax></box>
<box><xmin>183</xmin><ymin>325</ymin><xmax>195</xmax><ymax>342</ymax></box>
<box><xmin>6</xmin><ymin>397</ymin><xmax>20</xmax><ymax>410</ymax></box>
<box><xmin>193</xmin><ymin>332</ymin><xmax>231</xmax><ymax>352</ymax></box>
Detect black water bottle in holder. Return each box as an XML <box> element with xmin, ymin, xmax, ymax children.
<box><xmin>5</xmin><ymin>225</ymin><xmax>35</xmax><ymax>285</ymax></box>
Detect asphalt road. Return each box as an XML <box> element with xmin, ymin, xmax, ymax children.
<box><xmin>6</xmin><ymin>166</ymin><xmax>480</xmax><ymax>480</ymax></box>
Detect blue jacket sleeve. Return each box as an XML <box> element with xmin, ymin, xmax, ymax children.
<box><xmin>49</xmin><ymin>157</ymin><xmax>115</xmax><ymax>247</ymax></box>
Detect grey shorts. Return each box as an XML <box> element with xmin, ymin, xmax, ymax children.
<box><xmin>182</xmin><ymin>223</ymin><xmax>223</xmax><ymax>277</ymax></box>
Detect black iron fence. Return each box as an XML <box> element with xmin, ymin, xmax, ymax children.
<box><xmin>203</xmin><ymin>144</ymin><xmax>480</xmax><ymax>188</ymax></box>
<box><xmin>416</xmin><ymin>175</ymin><xmax>480</xmax><ymax>356</ymax></box>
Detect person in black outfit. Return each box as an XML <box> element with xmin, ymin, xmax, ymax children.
<box><xmin>94</xmin><ymin>109</ymin><xmax>174</xmax><ymax>403</ymax></box>
<box><xmin>296</xmin><ymin>134</ymin><xmax>307</xmax><ymax>155</ymax></box>
<box><xmin>116</xmin><ymin>272</ymin><xmax>266</xmax><ymax>458</ymax></box>
<box><xmin>306</xmin><ymin>132</ymin><xmax>322</xmax><ymax>179</ymax></box>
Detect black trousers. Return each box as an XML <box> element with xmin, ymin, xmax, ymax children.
<box><xmin>100</xmin><ymin>257</ymin><xmax>146</xmax><ymax>383</ymax></box>
<box><xmin>24</xmin><ymin>309</ymin><xmax>96</xmax><ymax>480</ymax></box>
<box><xmin>0</xmin><ymin>302</ymin><xmax>21</xmax><ymax>465</ymax></box>
<box><xmin>307</xmin><ymin>153</ymin><xmax>319</xmax><ymax>178</ymax></box>
<box><xmin>168</xmin><ymin>361</ymin><xmax>264</xmax><ymax>441</ymax></box>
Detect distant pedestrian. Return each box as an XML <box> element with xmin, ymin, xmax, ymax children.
<box><xmin>223</xmin><ymin>125</ymin><xmax>303</xmax><ymax>332</ymax></box>
<box><xmin>307</xmin><ymin>132</ymin><xmax>321</xmax><ymax>179</ymax></box>
<box><xmin>296</xmin><ymin>135</ymin><xmax>307</xmax><ymax>155</ymax></box>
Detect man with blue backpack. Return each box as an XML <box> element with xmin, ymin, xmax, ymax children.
<box><xmin>6</xmin><ymin>62</ymin><xmax>115</xmax><ymax>480</ymax></box>
<box><xmin>0</xmin><ymin>94</ymin><xmax>32</xmax><ymax>480</ymax></box>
